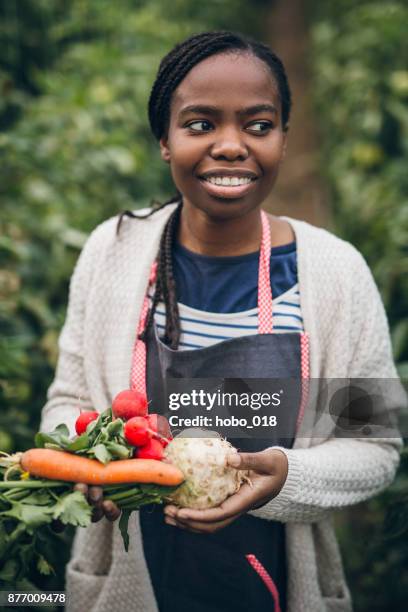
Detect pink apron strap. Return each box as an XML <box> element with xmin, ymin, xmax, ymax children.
<box><xmin>246</xmin><ymin>554</ymin><xmax>281</xmax><ymax>612</ymax></box>
<box><xmin>130</xmin><ymin>261</ymin><xmax>158</xmax><ymax>394</ymax></box>
<box><xmin>258</xmin><ymin>211</ymin><xmax>273</xmax><ymax>334</ymax></box>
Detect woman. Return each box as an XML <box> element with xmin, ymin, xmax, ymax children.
<box><xmin>40</xmin><ymin>31</ymin><xmax>402</xmax><ymax>612</ymax></box>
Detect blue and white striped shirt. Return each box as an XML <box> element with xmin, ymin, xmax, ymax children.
<box><xmin>150</xmin><ymin>240</ymin><xmax>303</xmax><ymax>351</ymax></box>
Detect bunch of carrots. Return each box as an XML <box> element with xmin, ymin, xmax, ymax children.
<box><xmin>0</xmin><ymin>390</ymin><xmax>184</xmax><ymax>588</ymax></box>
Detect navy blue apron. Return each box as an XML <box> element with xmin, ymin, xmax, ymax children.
<box><xmin>138</xmin><ymin>212</ymin><xmax>308</xmax><ymax>612</ymax></box>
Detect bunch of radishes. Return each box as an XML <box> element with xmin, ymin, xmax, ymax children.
<box><xmin>74</xmin><ymin>390</ymin><xmax>172</xmax><ymax>461</ymax></box>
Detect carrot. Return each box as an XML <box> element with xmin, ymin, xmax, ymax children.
<box><xmin>20</xmin><ymin>449</ymin><xmax>184</xmax><ymax>487</ymax></box>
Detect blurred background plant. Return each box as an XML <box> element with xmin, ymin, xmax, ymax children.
<box><xmin>0</xmin><ymin>0</ymin><xmax>406</xmax><ymax>609</ymax></box>
<box><xmin>309</xmin><ymin>2</ymin><xmax>408</xmax><ymax>609</ymax></box>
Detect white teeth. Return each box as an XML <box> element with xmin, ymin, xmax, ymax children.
<box><xmin>206</xmin><ymin>176</ymin><xmax>252</xmax><ymax>186</ymax></box>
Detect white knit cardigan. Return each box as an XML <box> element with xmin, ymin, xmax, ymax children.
<box><xmin>40</xmin><ymin>203</ymin><xmax>403</xmax><ymax>612</ymax></box>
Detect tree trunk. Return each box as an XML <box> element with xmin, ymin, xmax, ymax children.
<box><xmin>263</xmin><ymin>0</ymin><xmax>331</xmax><ymax>228</ymax></box>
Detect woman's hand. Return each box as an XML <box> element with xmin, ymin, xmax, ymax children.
<box><xmin>51</xmin><ymin>483</ymin><xmax>121</xmax><ymax>532</ymax></box>
<box><xmin>74</xmin><ymin>484</ymin><xmax>122</xmax><ymax>522</ymax></box>
<box><xmin>163</xmin><ymin>448</ymin><xmax>288</xmax><ymax>534</ymax></box>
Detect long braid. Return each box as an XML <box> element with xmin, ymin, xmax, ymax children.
<box><xmin>161</xmin><ymin>203</ymin><xmax>182</xmax><ymax>348</ymax></box>
<box><xmin>139</xmin><ymin>202</ymin><xmax>182</xmax><ymax>348</ymax></box>
<box><xmin>115</xmin><ymin>192</ymin><xmax>181</xmax><ymax>236</ymax></box>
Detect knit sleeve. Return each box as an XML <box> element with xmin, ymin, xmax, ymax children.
<box><xmin>39</xmin><ymin>220</ymin><xmax>113</xmax><ymax>438</ymax></box>
<box><xmin>250</xmin><ymin>247</ymin><xmax>404</xmax><ymax>523</ymax></box>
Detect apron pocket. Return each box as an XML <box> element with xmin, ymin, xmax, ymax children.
<box><xmin>65</xmin><ymin>561</ymin><xmax>108</xmax><ymax>612</ymax></box>
<box><xmin>322</xmin><ymin>594</ymin><xmax>352</xmax><ymax>612</ymax></box>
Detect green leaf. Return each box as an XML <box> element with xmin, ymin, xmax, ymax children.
<box><xmin>96</xmin><ymin>427</ymin><xmax>110</xmax><ymax>444</ymax></box>
<box><xmin>44</xmin><ymin>442</ymin><xmax>65</xmax><ymax>451</ymax></box>
<box><xmin>52</xmin><ymin>490</ymin><xmax>92</xmax><ymax>527</ymax></box>
<box><xmin>35</xmin><ymin>431</ymin><xmax>60</xmax><ymax>448</ymax></box>
<box><xmin>67</xmin><ymin>432</ymin><xmax>90</xmax><ymax>451</ymax></box>
<box><xmin>106</xmin><ymin>419</ymin><xmax>124</xmax><ymax>436</ymax></box>
<box><xmin>1</xmin><ymin>501</ymin><xmax>54</xmax><ymax>529</ymax></box>
<box><xmin>91</xmin><ymin>444</ymin><xmax>112</xmax><ymax>464</ymax></box>
<box><xmin>100</xmin><ymin>407</ymin><xmax>113</xmax><ymax>421</ymax></box>
<box><xmin>105</xmin><ymin>442</ymin><xmax>131</xmax><ymax>459</ymax></box>
<box><xmin>17</xmin><ymin>542</ymin><xmax>37</xmax><ymax>576</ymax></box>
<box><xmin>0</xmin><ymin>559</ymin><xmax>20</xmax><ymax>581</ymax></box>
<box><xmin>54</xmin><ymin>424</ymin><xmax>70</xmax><ymax>437</ymax></box>
<box><xmin>0</xmin><ymin>523</ymin><xmax>9</xmax><ymax>557</ymax></box>
<box><xmin>119</xmin><ymin>509</ymin><xmax>132</xmax><ymax>552</ymax></box>
<box><xmin>35</xmin><ymin>423</ymin><xmax>71</xmax><ymax>449</ymax></box>
<box><xmin>37</xmin><ymin>554</ymin><xmax>55</xmax><ymax>576</ymax></box>
<box><xmin>20</xmin><ymin>490</ymin><xmax>53</xmax><ymax>506</ymax></box>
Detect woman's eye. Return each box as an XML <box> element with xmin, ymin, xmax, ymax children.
<box><xmin>186</xmin><ymin>120</ymin><xmax>213</xmax><ymax>132</ymax></box>
<box><xmin>247</xmin><ymin>121</ymin><xmax>273</xmax><ymax>133</ymax></box>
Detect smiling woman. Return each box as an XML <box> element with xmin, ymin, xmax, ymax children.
<box><xmin>40</xmin><ymin>30</ymin><xmax>402</xmax><ymax>612</ymax></box>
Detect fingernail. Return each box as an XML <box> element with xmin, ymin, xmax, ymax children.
<box><xmin>227</xmin><ymin>453</ymin><xmax>240</xmax><ymax>467</ymax></box>
<box><xmin>165</xmin><ymin>517</ymin><xmax>176</xmax><ymax>526</ymax></box>
<box><xmin>164</xmin><ymin>508</ymin><xmax>175</xmax><ymax>518</ymax></box>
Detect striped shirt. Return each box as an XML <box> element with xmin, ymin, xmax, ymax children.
<box><xmin>150</xmin><ymin>240</ymin><xmax>303</xmax><ymax>351</ymax></box>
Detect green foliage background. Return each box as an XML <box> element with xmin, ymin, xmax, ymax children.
<box><xmin>310</xmin><ymin>2</ymin><xmax>408</xmax><ymax>610</ymax></box>
<box><xmin>0</xmin><ymin>0</ymin><xmax>406</xmax><ymax>608</ymax></box>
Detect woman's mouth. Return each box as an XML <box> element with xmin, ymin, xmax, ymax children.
<box><xmin>198</xmin><ymin>175</ymin><xmax>257</xmax><ymax>199</ymax></box>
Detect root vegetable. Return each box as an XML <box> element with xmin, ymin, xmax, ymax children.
<box><xmin>164</xmin><ymin>429</ymin><xmax>247</xmax><ymax>509</ymax></box>
<box><xmin>112</xmin><ymin>390</ymin><xmax>148</xmax><ymax>420</ymax></box>
<box><xmin>136</xmin><ymin>439</ymin><xmax>164</xmax><ymax>460</ymax></box>
<box><xmin>21</xmin><ymin>448</ymin><xmax>184</xmax><ymax>486</ymax></box>
<box><xmin>75</xmin><ymin>411</ymin><xmax>99</xmax><ymax>435</ymax></box>
<box><xmin>124</xmin><ymin>416</ymin><xmax>151</xmax><ymax>447</ymax></box>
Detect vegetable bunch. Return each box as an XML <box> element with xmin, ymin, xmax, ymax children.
<box><xmin>0</xmin><ymin>391</ymin><xmax>183</xmax><ymax>587</ymax></box>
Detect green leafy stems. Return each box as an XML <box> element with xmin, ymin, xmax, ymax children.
<box><xmin>34</xmin><ymin>407</ymin><xmax>134</xmax><ymax>463</ymax></box>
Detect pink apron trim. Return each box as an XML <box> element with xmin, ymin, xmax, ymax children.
<box><xmin>130</xmin><ymin>262</ymin><xmax>158</xmax><ymax>395</ymax></box>
<box><xmin>258</xmin><ymin>210</ymin><xmax>274</xmax><ymax>333</ymax></box>
<box><xmin>296</xmin><ymin>332</ymin><xmax>310</xmax><ymax>432</ymax></box>
<box><xmin>130</xmin><ymin>211</ymin><xmax>273</xmax><ymax>393</ymax></box>
<box><xmin>245</xmin><ymin>554</ymin><xmax>282</xmax><ymax>612</ymax></box>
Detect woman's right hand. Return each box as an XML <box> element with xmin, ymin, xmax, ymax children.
<box><xmin>74</xmin><ymin>483</ymin><xmax>121</xmax><ymax>522</ymax></box>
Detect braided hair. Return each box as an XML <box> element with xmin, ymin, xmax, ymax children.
<box><xmin>117</xmin><ymin>30</ymin><xmax>292</xmax><ymax>349</ymax></box>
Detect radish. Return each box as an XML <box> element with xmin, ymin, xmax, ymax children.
<box><xmin>136</xmin><ymin>438</ymin><xmax>164</xmax><ymax>460</ymax></box>
<box><xmin>124</xmin><ymin>416</ymin><xmax>151</xmax><ymax>447</ymax></box>
<box><xmin>112</xmin><ymin>390</ymin><xmax>148</xmax><ymax>421</ymax></box>
<box><xmin>75</xmin><ymin>411</ymin><xmax>99</xmax><ymax>435</ymax></box>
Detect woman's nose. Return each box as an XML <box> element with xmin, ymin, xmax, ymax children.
<box><xmin>210</xmin><ymin>128</ymin><xmax>249</xmax><ymax>161</ymax></box>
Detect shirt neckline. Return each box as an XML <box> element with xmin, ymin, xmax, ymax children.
<box><xmin>173</xmin><ymin>239</ymin><xmax>296</xmax><ymax>263</ymax></box>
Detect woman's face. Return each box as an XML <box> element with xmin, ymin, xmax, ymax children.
<box><xmin>160</xmin><ymin>51</ymin><xmax>287</xmax><ymax>221</ymax></box>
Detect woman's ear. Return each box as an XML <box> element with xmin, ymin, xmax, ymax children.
<box><xmin>160</xmin><ymin>137</ymin><xmax>171</xmax><ymax>164</ymax></box>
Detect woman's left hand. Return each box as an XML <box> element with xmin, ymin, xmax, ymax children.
<box><xmin>163</xmin><ymin>448</ymin><xmax>288</xmax><ymax>534</ymax></box>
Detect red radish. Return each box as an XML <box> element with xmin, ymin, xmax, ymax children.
<box><xmin>136</xmin><ymin>438</ymin><xmax>164</xmax><ymax>460</ymax></box>
<box><xmin>112</xmin><ymin>390</ymin><xmax>148</xmax><ymax>420</ymax></box>
<box><xmin>75</xmin><ymin>411</ymin><xmax>99</xmax><ymax>435</ymax></box>
<box><xmin>124</xmin><ymin>416</ymin><xmax>151</xmax><ymax>447</ymax></box>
